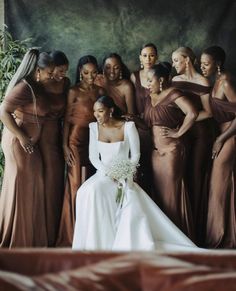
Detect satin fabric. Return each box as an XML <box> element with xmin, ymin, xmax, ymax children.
<box><xmin>72</xmin><ymin>121</ymin><xmax>196</xmax><ymax>251</ymax></box>
<box><xmin>0</xmin><ymin>80</ymin><xmax>49</xmax><ymax>247</ymax></box>
<box><xmin>144</xmin><ymin>89</ymin><xmax>194</xmax><ymax>239</ymax></box>
<box><xmin>206</xmin><ymin>96</ymin><xmax>236</xmax><ymax>248</ymax></box>
<box><xmin>40</xmin><ymin>78</ymin><xmax>69</xmax><ymax>247</ymax></box>
<box><xmin>132</xmin><ymin>70</ymin><xmax>153</xmax><ymax>194</ymax></box>
<box><xmin>172</xmin><ymin>81</ymin><xmax>215</xmax><ymax>246</ymax></box>
<box><xmin>56</xmin><ymin>90</ymin><xmax>97</xmax><ymax>247</ymax></box>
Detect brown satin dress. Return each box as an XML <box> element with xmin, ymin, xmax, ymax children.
<box><xmin>206</xmin><ymin>96</ymin><xmax>236</xmax><ymax>248</ymax></box>
<box><xmin>172</xmin><ymin>81</ymin><xmax>215</xmax><ymax>246</ymax></box>
<box><xmin>56</xmin><ymin>87</ymin><xmax>98</xmax><ymax>247</ymax></box>
<box><xmin>40</xmin><ymin>78</ymin><xmax>69</xmax><ymax>247</ymax></box>
<box><xmin>0</xmin><ymin>80</ymin><xmax>49</xmax><ymax>247</ymax></box>
<box><xmin>144</xmin><ymin>89</ymin><xmax>193</xmax><ymax>238</ymax></box>
<box><xmin>133</xmin><ymin>71</ymin><xmax>153</xmax><ymax>195</ymax></box>
<box><xmin>95</xmin><ymin>74</ymin><xmax>127</xmax><ymax>113</ymax></box>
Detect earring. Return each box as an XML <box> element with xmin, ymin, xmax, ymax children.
<box><xmin>110</xmin><ymin>112</ymin><xmax>113</xmax><ymax>118</ymax></box>
<box><xmin>140</xmin><ymin>61</ymin><xmax>144</xmax><ymax>69</ymax></box>
<box><xmin>159</xmin><ymin>80</ymin><xmax>163</xmax><ymax>92</ymax></box>
<box><xmin>80</xmin><ymin>73</ymin><xmax>83</xmax><ymax>81</ymax></box>
<box><xmin>36</xmin><ymin>72</ymin><xmax>40</xmax><ymax>82</ymax></box>
<box><xmin>119</xmin><ymin>71</ymin><xmax>122</xmax><ymax>80</ymax></box>
<box><xmin>217</xmin><ymin>65</ymin><xmax>221</xmax><ymax>76</ymax></box>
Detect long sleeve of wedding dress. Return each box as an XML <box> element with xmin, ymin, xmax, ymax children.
<box><xmin>88</xmin><ymin>123</ymin><xmax>106</xmax><ymax>174</ymax></box>
<box><xmin>73</xmin><ymin>121</ymin><xmax>200</xmax><ymax>252</ymax></box>
<box><xmin>126</xmin><ymin>121</ymin><xmax>140</xmax><ymax>165</ymax></box>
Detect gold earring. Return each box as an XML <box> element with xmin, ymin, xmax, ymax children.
<box><xmin>119</xmin><ymin>71</ymin><xmax>122</xmax><ymax>80</ymax></box>
<box><xmin>140</xmin><ymin>61</ymin><xmax>144</xmax><ymax>69</ymax></box>
<box><xmin>36</xmin><ymin>72</ymin><xmax>40</xmax><ymax>82</ymax></box>
<box><xmin>80</xmin><ymin>73</ymin><xmax>83</xmax><ymax>81</ymax></box>
<box><xmin>217</xmin><ymin>65</ymin><xmax>221</xmax><ymax>76</ymax></box>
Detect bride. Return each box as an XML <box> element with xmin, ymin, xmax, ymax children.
<box><xmin>72</xmin><ymin>95</ymin><xmax>198</xmax><ymax>251</ymax></box>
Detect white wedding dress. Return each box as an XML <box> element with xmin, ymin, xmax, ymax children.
<box><xmin>72</xmin><ymin>121</ymin><xmax>198</xmax><ymax>251</ymax></box>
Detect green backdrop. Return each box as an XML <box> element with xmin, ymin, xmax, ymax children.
<box><xmin>5</xmin><ymin>0</ymin><xmax>236</xmax><ymax>82</ymax></box>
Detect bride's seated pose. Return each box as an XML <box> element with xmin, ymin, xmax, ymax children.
<box><xmin>72</xmin><ymin>95</ymin><xmax>199</xmax><ymax>251</ymax></box>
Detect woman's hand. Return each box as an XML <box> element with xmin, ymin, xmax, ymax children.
<box><xmin>121</xmin><ymin>114</ymin><xmax>134</xmax><ymax>121</ymax></box>
<box><xmin>63</xmin><ymin>145</ymin><xmax>75</xmax><ymax>166</ymax></box>
<box><xmin>17</xmin><ymin>133</ymin><xmax>34</xmax><ymax>154</ymax></box>
<box><xmin>212</xmin><ymin>138</ymin><xmax>224</xmax><ymax>159</ymax></box>
<box><xmin>161</xmin><ymin>127</ymin><xmax>179</xmax><ymax>138</ymax></box>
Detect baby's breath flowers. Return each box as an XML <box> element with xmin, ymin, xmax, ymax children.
<box><xmin>106</xmin><ymin>159</ymin><xmax>139</xmax><ymax>207</ymax></box>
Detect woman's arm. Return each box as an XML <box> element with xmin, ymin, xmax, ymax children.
<box><xmin>63</xmin><ymin>88</ymin><xmax>76</xmax><ymax>166</ymax></box>
<box><xmin>212</xmin><ymin>78</ymin><xmax>236</xmax><ymax>158</ymax></box>
<box><xmin>123</xmin><ymin>81</ymin><xmax>136</xmax><ymax>115</ymax></box>
<box><xmin>126</xmin><ymin>121</ymin><xmax>140</xmax><ymax>165</ymax></box>
<box><xmin>0</xmin><ymin>102</ymin><xmax>33</xmax><ymax>153</ymax></box>
<box><xmin>89</xmin><ymin>123</ymin><xmax>106</xmax><ymax>173</ymax></box>
<box><xmin>162</xmin><ymin>96</ymin><xmax>198</xmax><ymax>138</ymax></box>
<box><xmin>196</xmin><ymin>93</ymin><xmax>212</xmax><ymax>121</ymax></box>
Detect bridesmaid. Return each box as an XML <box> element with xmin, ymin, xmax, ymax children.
<box><xmin>130</xmin><ymin>43</ymin><xmax>158</xmax><ymax>194</ymax></box>
<box><xmin>144</xmin><ymin>62</ymin><xmax>197</xmax><ymax>238</ymax></box>
<box><xmin>131</xmin><ymin>43</ymin><xmax>158</xmax><ymax>116</ymax></box>
<box><xmin>95</xmin><ymin>53</ymin><xmax>135</xmax><ymax>115</ymax></box>
<box><xmin>0</xmin><ymin>49</ymin><xmax>54</xmax><ymax>247</ymax></box>
<box><xmin>56</xmin><ymin>55</ymin><xmax>105</xmax><ymax>246</ymax></box>
<box><xmin>171</xmin><ymin>47</ymin><xmax>214</xmax><ymax>246</ymax></box>
<box><xmin>42</xmin><ymin>50</ymin><xmax>70</xmax><ymax>246</ymax></box>
<box><xmin>200</xmin><ymin>46</ymin><xmax>236</xmax><ymax>248</ymax></box>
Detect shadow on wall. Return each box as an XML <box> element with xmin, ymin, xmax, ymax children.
<box><xmin>5</xmin><ymin>0</ymin><xmax>236</xmax><ymax>81</ymax></box>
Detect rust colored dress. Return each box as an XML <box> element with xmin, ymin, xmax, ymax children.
<box><xmin>56</xmin><ymin>87</ymin><xmax>99</xmax><ymax>246</ymax></box>
<box><xmin>172</xmin><ymin>81</ymin><xmax>215</xmax><ymax>245</ymax></box>
<box><xmin>206</xmin><ymin>96</ymin><xmax>236</xmax><ymax>248</ymax></box>
<box><xmin>95</xmin><ymin>74</ymin><xmax>127</xmax><ymax>113</ymax></box>
<box><xmin>144</xmin><ymin>89</ymin><xmax>193</xmax><ymax>238</ymax></box>
<box><xmin>0</xmin><ymin>80</ymin><xmax>49</xmax><ymax>247</ymax></box>
<box><xmin>132</xmin><ymin>71</ymin><xmax>153</xmax><ymax>194</ymax></box>
<box><xmin>40</xmin><ymin>78</ymin><xmax>70</xmax><ymax>247</ymax></box>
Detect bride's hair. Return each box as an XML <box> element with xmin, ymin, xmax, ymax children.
<box><xmin>96</xmin><ymin>95</ymin><xmax>123</xmax><ymax>118</ymax></box>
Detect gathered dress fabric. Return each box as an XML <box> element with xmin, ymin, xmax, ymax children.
<box><xmin>143</xmin><ymin>89</ymin><xmax>194</xmax><ymax>239</ymax></box>
<box><xmin>40</xmin><ymin>78</ymin><xmax>70</xmax><ymax>247</ymax></box>
<box><xmin>206</xmin><ymin>96</ymin><xmax>236</xmax><ymax>248</ymax></box>
<box><xmin>132</xmin><ymin>71</ymin><xmax>153</xmax><ymax>194</ymax></box>
<box><xmin>56</xmin><ymin>89</ymin><xmax>97</xmax><ymax>246</ymax></box>
<box><xmin>72</xmin><ymin>121</ymin><xmax>197</xmax><ymax>252</ymax></box>
<box><xmin>0</xmin><ymin>80</ymin><xmax>49</xmax><ymax>247</ymax></box>
<box><xmin>172</xmin><ymin>81</ymin><xmax>215</xmax><ymax>245</ymax></box>
<box><xmin>95</xmin><ymin>74</ymin><xmax>128</xmax><ymax>114</ymax></box>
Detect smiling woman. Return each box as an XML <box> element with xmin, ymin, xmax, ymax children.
<box><xmin>95</xmin><ymin>53</ymin><xmax>135</xmax><ymax>115</ymax></box>
<box><xmin>72</xmin><ymin>95</ymin><xmax>198</xmax><ymax>252</ymax></box>
<box><xmin>0</xmin><ymin>49</ymin><xmax>55</xmax><ymax>247</ymax></box>
<box><xmin>200</xmin><ymin>46</ymin><xmax>236</xmax><ymax>249</ymax></box>
<box><xmin>144</xmin><ymin>62</ymin><xmax>198</xmax><ymax>240</ymax></box>
<box><xmin>171</xmin><ymin>47</ymin><xmax>214</xmax><ymax>247</ymax></box>
<box><xmin>56</xmin><ymin>55</ymin><xmax>105</xmax><ymax>247</ymax></box>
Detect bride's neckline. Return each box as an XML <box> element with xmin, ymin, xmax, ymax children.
<box><xmin>98</xmin><ymin>139</ymin><xmax>125</xmax><ymax>144</ymax></box>
<box><xmin>96</xmin><ymin>121</ymin><xmax>126</xmax><ymax>144</ymax></box>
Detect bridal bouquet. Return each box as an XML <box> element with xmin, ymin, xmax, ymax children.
<box><xmin>106</xmin><ymin>158</ymin><xmax>139</xmax><ymax>207</ymax></box>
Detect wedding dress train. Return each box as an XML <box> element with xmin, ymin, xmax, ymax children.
<box><xmin>72</xmin><ymin>121</ymin><xmax>198</xmax><ymax>251</ymax></box>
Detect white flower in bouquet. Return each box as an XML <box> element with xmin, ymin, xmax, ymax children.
<box><xmin>106</xmin><ymin>158</ymin><xmax>139</xmax><ymax>207</ymax></box>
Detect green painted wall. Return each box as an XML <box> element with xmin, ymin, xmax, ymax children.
<box><xmin>5</xmin><ymin>0</ymin><xmax>236</xmax><ymax>81</ymax></box>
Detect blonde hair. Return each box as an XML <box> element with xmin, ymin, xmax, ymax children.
<box><xmin>173</xmin><ymin>47</ymin><xmax>197</xmax><ymax>65</ymax></box>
